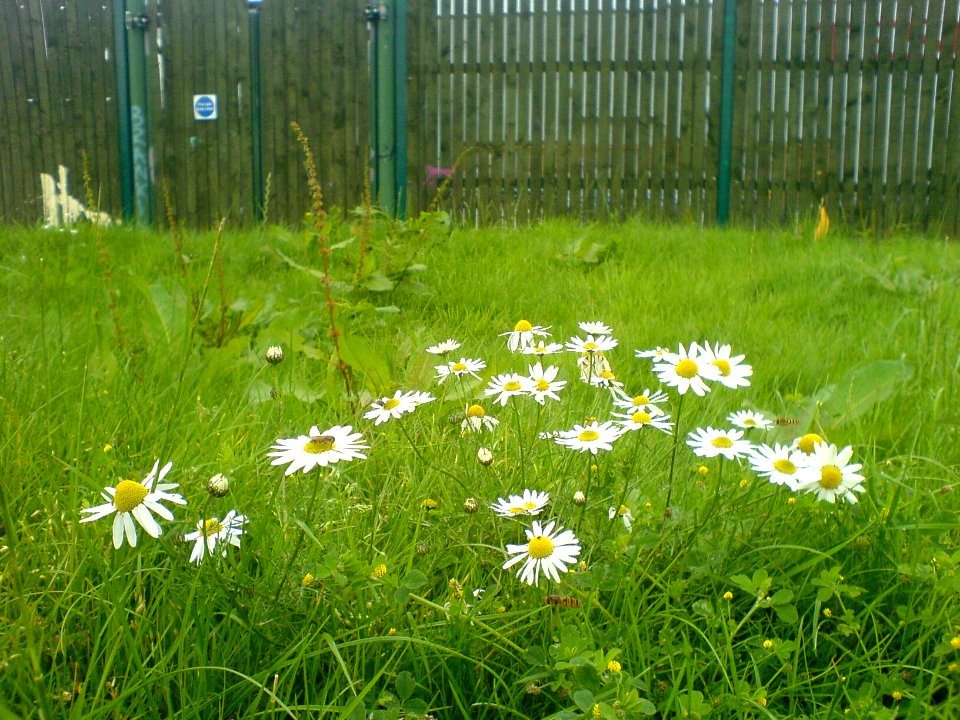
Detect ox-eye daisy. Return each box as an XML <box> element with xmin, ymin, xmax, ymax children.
<box><xmin>555</xmin><ymin>420</ymin><xmax>622</xmax><ymax>454</ymax></box>
<box><xmin>184</xmin><ymin>509</ymin><xmax>248</xmax><ymax>565</ymax></box>
<box><xmin>612</xmin><ymin>388</ymin><xmax>669</xmax><ymax>413</ymax></box>
<box><xmin>608</xmin><ymin>504</ymin><xmax>634</xmax><ymax>530</ymax></box>
<box><xmin>699</xmin><ymin>342</ymin><xmax>753</xmax><ymax>389</ymax></box>
<box><xmin>363</xmin><ymin>390</ymin><xmax>422</xmax><ymax>425</ymax></box>
<box><xmin>579</xmin><ymin>321</ymin><xmax>613</xmax><ymax>336</ymax></box>
<box><xmin>728</xmin><ymin>410</ymin><xmax>772</xmax><ymax>430</ymax></box>
<box><xmin>462</xmin><ymin>404</ymin><xmax>500</xmax><ymax>433</ymax></box>
<box><xmin>653</xmin><ymin>343</ymin><xmax>720</xmax><ymax>396</ymax></box>
<box><xmin>686</xmin><ymin>427</ymin><xmax>754</xmax><ymax>460</ymax></box>
<box><xmin>268</xmin><ymin>425</ymin><xmax>368</xmax><ymax>475</ymax></box>
<box><xmin>502</xmin><ymin>520</ymin><xmax>581</xmax><ymax>586</ymax></box>
<box><xmin>435</xmin><ymin>357</ymin><xmax>486</xmax><ymax>383</ymax></box>
<box><xmin>522</xmin><ymin>341</ymin><xmax>564</xmax><ymax>356</ymax></box>
<box><xmin>426</xmin><ymin>338</ymin><xmax>461</xmax><ymax>355</ymax></box>
<box><xmin>794</xmin><ymin>443</ymin><xmax>865</xmax><ymax>504</ymax></box>
<box><xmin>80</xmin><ymin>459</ymin><xmax>187</xmax><ymax>549</ymax></box>
<box><xmin>490</xmin><ymin>489</ymin><xmax>550</xmax><ymax>517</ymax></box>
<box><xmin>612</xmin><ymin>409</ymin><xmax>674</xmax><ymax>435</ymax></box>
<box><xmin>566</xmin><ymin>334</ymin><xmax>618</xmax><ymax>355</ymax></box>
<box><xmin>527</xmin><ymin>362</ymin><xmax>565</xmax><ymax>404</ymax></box>
<box><xmin>748</xmin><ymin>443</ymin><xmax>807</xmax><ymax>489</ymax></box>
<box><xmin>484</xmin><ymin>372</ymin><xmax>533</xmax><ymax>406</ymax></box>
<box><xmin>500</xmin><ymin>320</ymin><xmax>551</xmax><ymax>352</ymax></box>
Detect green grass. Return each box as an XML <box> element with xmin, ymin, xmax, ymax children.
<box><xmin>1</xmin><ymin>217</ymin><xmax>959</xmax><ymax>719</ymax></box>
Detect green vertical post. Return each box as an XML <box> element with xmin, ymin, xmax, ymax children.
<box><xmin>717</xmin><ymin>0</ymin><xmax>739</xmax><ymax>227</ymax></box>
<box><xmin>248</xmin><ymin>0</ymin><xmax>265</xmax><ymax>221</ymax></box>
<box><xmin>125</xmin><ymin>0</ymin><xmax>154</xmax><ymax>224</ymax></box>
<box><xmin>113</xmin><ymin>0</ymin><xmax>134</xmax><ymax>220</ymax></box>
<box><xmin>367</xmin><ymin>0</ymin><xmax>407</xmax><ymax>218</ymax></box>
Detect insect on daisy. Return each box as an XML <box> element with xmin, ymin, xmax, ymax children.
<box><xmin>502</xmin><ymin>520</ymin><xmax>582</xmax><ymax>586</ymax></box>
<box><xmin>79</xmin><ymin>459</ymin><xmax>187</xmax><ymax>549</ymax></box>
<box><xmin>183</xmin><ymin>509</ymin><xmax>248</xmax><ymax>565</ymax></box>
<box><xmin>268</xmin><ymin>425</ymin><xmax>368</xmax><ymax>475</ymax></box>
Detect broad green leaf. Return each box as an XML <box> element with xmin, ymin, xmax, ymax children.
<box><xmin>817</xmin><ymin>359</ymin><xmax>914</xmax><ymax>427</ymax></box>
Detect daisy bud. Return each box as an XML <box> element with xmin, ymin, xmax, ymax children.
<box><xmin>463</xmin><ymin>497</ymin><xmax>479</xmax><ymax>513</ymax></box>
<box><xmin>573</xmin><ymin>490</ymin><xmax>586</xmax><ymax>506</ymax></box>
<box><xmin>416</xmin><ymin>542</ymin><xmax>430</xmax><ymax>555</ymax></box>
<box><xmin>265</xmin><ymin>345</ymin><xmax>285</xmax><ymax>365</ymax></box>
<box><xmin>477</xmin><ymin>447</ymin><xmax>494</xmax><ymax>466</ymax></box>
<box><xmin>206</xmin><ymin>473</ymin><xmax>230</xmax><ymax>497</ymax></box>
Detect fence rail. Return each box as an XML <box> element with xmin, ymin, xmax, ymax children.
<box><xmin>2</xmin><ymin>0</ymin><xmax>960</xmax><ymax>233</ymax></box>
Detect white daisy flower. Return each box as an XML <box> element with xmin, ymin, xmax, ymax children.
<box><xmin>565</xmin><ymin>334</ymin><xmax>618</xmax><ymax>355</ymax></box>
<box><xmin>490</xmin><ymin>489</ymin><xmax>550</xmax><ymax>517</ymax></box>
<box><xmin>653</xmin><ymin>343</ymin><xmax>721</xmax><ymax>396</ymax></box>
<box><xmin>635</xmin><ymin>346</ymin><xmax>672</xmax><ymax>360</ymax></box>
<box><xmin>792</xmin><ymin>433</ymin><xmax>826</xmax><ymax>455</ymax></box>
<box><xmin>727</xmin><ymin>410</ymin><xmax>773</xmax><ymax>430</ymax></box>
<box><xmin>608</xmin><ymin>504</ymin><xmax>634</xmax><ymax>530</ymax></box>
<box><xmin>500</xmin><ymin>319</ymin><xmax>551</xmax><ymax>352</ymax></box>
<box><xmin>588</xmin><ymin>369</ymin><xmax>626</xmax><ymax>393</ymax></box>
<box><xmin>461</xmin><ymin>404</ymin><xmax>500</xmax><ymax>433</ymax></box>
<box><xmin>502</xmin><ymin>519</ymin><xmax>581</xmax><ymax>586</ymax></box>
<box><xmin>686</xmin><ymin>426</ymin><xmax>754</xmax><ymax>460</ymax></box>
<box><xmin>435</xmin><ymin>357</ymin><xmax>486</xmax><ymax>383</ymax></box>
<box><xmin>579</xmin><ymin>321</ymin><xmax>613</xmax><ymax>336</ymax></box>
<box><xmin>268</xmin><ymin>425</ymin><xmax>368</xmax><ymax>475</ymax></box>
<box><xmin>403</xmin><ymin>390</ymin><xmax>436</xmax><ymax>407</ymax></box>
<box><xmin>527</xmin><ymin>362</ymin><xmax>565</xmax><ymax>404</ymax></box>
<box><xmin>698</xmin><ymin>342</ymin><xmax>753</xmax><ymax>389</ymax></box>
<box><xmin>363</xmin><ymin>390</ymin><xmax>418</xmax><ymax>425</ymax></box>
<box><xmin>576</xmin><ymin>352</ymin><xmax>613</xmax><ymax>383</ymax></box>
<box><xmin>426</xmin><ymin>338</ymin><xmax>462</xmax><ymax>355</ymax></box>
<box><xmin>555</xmin><ymin>420</ymin><xmax>622</xmax><ymax>454</ymax></box>
<box><xmin>79</xmin><ymin>460</ymin><xmax>187</xmax><ymax>549</ymax></box>
<box><xmin>183</xmin><ymin>509</ymin><xmax>248</xmax><ymax>565</ymax></box>
<box><xmin>794</xmin><ymin>442</ymin><xmax>865</xmax><ymax>504</ymax></box>
<box><xmin>484</xmin><ymin>372</ymin><xmax>533</xmax><ymax>406</ymax></box>
<box><xmin>612</xmin><ymin>409</ymin><xmax>674</xmax><ymax>435</ymax></box>
<box><xmin>612</xmin><ymin>389</ymin><xmax>670</xmax><ymax>413</ymax></box>
<box><xmin>747</xmin><ymin>443</ymin><xmax>808</xmax><ymax>489</ymax></box>
<box><xmin>522</xmin><ymin>341</ymin><xmax>565</xmax><ymax>356</ymax></box>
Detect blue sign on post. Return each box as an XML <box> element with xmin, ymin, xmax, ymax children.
<box><xmin>193</xmin><ymin>94</ymin><xmax>218</xmax><ymax>121</ymax></box>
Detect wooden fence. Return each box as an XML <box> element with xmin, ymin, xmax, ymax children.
<box><xmin>2</xmin><ymin>0</ymin><xmax>960</xmax><ymax>232</ymax></box>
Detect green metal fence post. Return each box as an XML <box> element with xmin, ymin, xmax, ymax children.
<box><xmin>366</xmin><ymin>0</ymin><xmax>407</xmax><ymax>219</ymax></box>
<box><xmin>717</xmin><ymin>0</ymin><xmax>739</xmax><ymax>227</ymax></box>
<box><xmin>112</xmin><ymin>0</ymin><xmax>134</xmax><ymax>220</ymax></box>
<box><xmin>125</xmin><ymin>0</ymin><xmax>154</xmax><ymax>225</ymax></box>
<box><xmin>248</xmin><ymin>0</ymin><xmax>265</xmax><ymax>221</ymax></box>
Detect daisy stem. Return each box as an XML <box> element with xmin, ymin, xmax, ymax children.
<box><xmin>661</xmin><ymin>393</ymin><xmax>687</xmax><ymax>521</ymax></box>
<box><xmin>272</xmin><ymin>468</ymin><xmax>324</xmax><ymax>604</ymax></box>
<box><xmin>511</xmin><ymin>402</ymin><xmax>526</xmax><ymax>487</ymax></box>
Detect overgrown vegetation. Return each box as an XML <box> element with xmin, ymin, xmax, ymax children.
<box><xmin>1</xmin><ymin>217</ymin><xmax>958</xmax><ymax>719</ymax></box>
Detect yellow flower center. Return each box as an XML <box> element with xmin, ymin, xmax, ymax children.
<box><xmin>527</xmin><ymin>535</ymin><xmax>555</xmax><ymax>559</ymax></box>
<box><xmin>514</xmin><ymin>319</ymin><xmax>533</xmax><ymax>332</ymax></box>
<box><xmin>633</xmin><ymin>395</ymin><xmax>649</xmax><ymax>405</ymax></box>
<box><xmin>617</xmin><ymin>505</ymin><xmax>629</xmax><ymax>516</ymax></box>
<box><xmin>773</xmin><ymin>458</ymin><xmax>797</xmax><ymax>474</ymax></box>
<box><xmin>578</xmin><ymin>429</ymin><xmax>600</xmax><ymax>442</ymax></box>
<box><xmin>711</xmin><ymin>436</ymin><xmax>734</xmax><ymax>448</ymax></box>
<box><xmin>523</xmin><ymin>501</ymin><xmax>538</xmax><ymax>510</ymax></box>
<box><xmin>383</xmin><ymin>398</ymin><xmax>401</xmax><ymax>410</ymax></box>
<box><xmin>202</xmin><ymin>518</ymin><xmax>223</xmax><ymax>537</ymax></box>
<box><xmin>819</xmin><ymin>465</ymin><xmax>842</xmax><ymax>490</ymax></box>
<box><xmin>504</xmin><ymin>381</ymin><xmax>522</xmax><ymax>392</ymax></box>
<box><xmin>466</xmin><ymin>404</ymin><xmax>486</xmax><ymax>418</ymax></box>
<box><xmin>798</xmin><ymin>433</ymin><xmax>823</xmax><ymax>453</ymax></box>
<box><xmin>583</xmin><ymin>341</ymin><xmax>598</xmax><ymax>351</ymax></box>
<box><xmin>712</xmin><ymin>359</ymin><xmax>732</xmax><ymax>375</ymax></box>
<box><xmin>631</xmin><ymin>411</ymin><xmax>651</xmax><ymax>424</ymax></box>
<box><xmin>509</xmin><ymin>506</ymin><xmax>525</xmax><ymax>514</ymax></box>
<box><xmin>743</xmin><ymin>418</ymin><xmax>757</xmax><ymax>426</ymax></box>
<box><xmin>114</xmin><ymin>480</ymin><xmax>148</xmax><ymax>513</ymax></box>
<box><xmin>600</xmin><ymin>370</ymin><xmax>615</xmax><ymax>379</ymax></box>
<box><xmin>676</xmin><ymin>358</ymin><xmax>699</xmax><ymax>378</ymax></box>
<box><xmin>535</xmin><ymin>379</ymin><xmax>550</xmax><ymax>391</ymax></box>
<box><xmin>304</xmin><ymin>435</ymin><xmax>336</xmax><ymax>454</ymax></box>
<box><xmin>451</xmin><ymin>362</ymin><xmax>467</xmax><ymax>372</ymax></box>
<box><xmin>533</xmin><ymin>344</ymin><xmax>547</xmax><ymax>353</ymax></box>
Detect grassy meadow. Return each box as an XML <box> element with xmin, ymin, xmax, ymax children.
<box><xmin>1</xmin><ymin>214</ymin><xmax>959</xmax><ymax>719</ymax></box>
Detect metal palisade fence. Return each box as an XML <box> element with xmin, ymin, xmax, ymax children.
<box><xmin>1</xmin><ymin>0</ymin><xmax>960</xmax><ymax>232</ymax></box>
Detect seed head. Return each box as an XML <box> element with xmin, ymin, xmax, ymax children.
<box><xmin>265</xmin><ymin>345</ymin><xmax>285</xmax><ymax>365</ymax></box>
<box><xmin>206</xmin><ymin>473</ymin><xmax>230</xmax><ymax>497</ymax></box>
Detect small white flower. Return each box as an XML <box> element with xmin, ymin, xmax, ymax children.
<box><xmin>435</xmin><ymin>357</ymin><xmax>486</xmax><ymax>383</ymax></box>
<box><xmin>522</xmin><ymin>341</ymin><xmax>564</xmax><ymax>356</ymax></box>
<box><xmin>404</xmin><ymin>390</ymin><xmax>437</xmax><ymax>407</ymax></box>
<box><xmin>686</xmin><ymin>426</ymin><xmax>754</xmax><ymax>460</ymax></box>
<box><xmin>527</xmin><ymin>362</ymin><xmax>566</xmax><ymax>404</ymax></box>
<box><xmin>502</xmin><ymin>520</ymin><xmax>581</xmax><ymax>586</ymax></box>
<box><xmin>461</xmin><ymin>404</ymin><xmax>500</xmax><ymax>433</ymax></box>
<box><xmin>653</xmin><ymin>343</ymin><xmax>721</xmax><ymax>396</ymax></box>
<box><xmin>484</xmin><ymin>372</ymin><xmax>533</xmax><ymax>406</ymax></box>
<box><xmin>500</xmin><ymin>320</ymin><xmax>551</xmax><ymax>352</ymax></box>
<box><xmin>265</xmin><ymin>345</ymin><xmax>284</xmax><ymax>365</ymax></box>
<box><xmin>698</xmin><ymin>342</ymin><xmax>753</xmax><ymax>390</ymax></box>
<box><xmin>728</xmin><ymin>410</ymin><xmax>773</xmax><ymax>430</ymax></box>
<box><xmin>748</xmin><ymin>443</ymin><xmax>808</xmax><ymax>489</ymax></box>
<box><xmin>577</xmin><ymin>352</ymin><xmax>613</xmax><ymax>383</ymax></box>
<box><xmin>566</xmin><ymin>334</ymin><xmax>618</xmax><ymax>355</ymax></box>
<box><xmin>612</xmin><ymin>409</ymin><xmax>674</xmax><ymax>435</ymax></box>
<box><xmin>79</xmin><ymin>460</ymin><xmax>187</xmax><ymax>549</ymax></box>
<box><xmin>794</xmin><ymin>443</ymin><xmax>865</xmax><ymax>504</ymax></box>
<box><xmin>491</xmin><ymin>489</ymin><xmax>550</xmax><ymax>517</ymax></box>
<box><xmin>572</xmin><ymin>490</ymin><xmax>586</xmax><ymax>505</ymax></box>
<box><xmin>363</xmin><ymin>390</ymin><xmax>418</xmax><ymax>425</ymax></box>
<box><xmin>426</xmin><ymin>338</ymin><xmax>462</xmax><ymax>355</ymax></box>
<box><xmin>588</xmin><ymin>368</ymin><xmax>626</xmax><ymax>393</ymax></box>
<box><xmin>555</xmin><ymin>420</ymin><xmax>622</xmax><ymax>454</ymax></box>
<box><xmin>183</xmin><ymin>509</ymin><xmax>248</xmax><ymax>565</ymax></box>
<box><xmin>612</xmin><ymin>388</ymin><xmax>670</xmax><ymax>413</ymax></box>
<box><xmin>608</xmin><ymin>504</ymin><xmax>634</xmax><ymax>530</ymax></box>
<box><xmin>268</xmin><ymin>425</ymin><xmax>368</xmax><ymax>475</ymax></box>
<box><xmin>635</xmin><ymin>346</ymin><xmax>672</xmax><ymax>360</ymax></box>
<box><xmin>579</xmin><ymin>321</ymin><xmax>613</xmax><ymax>336</ymax></box>
<box><xmin>477</xmin><ymin>447</ymin><xmax>494</xmax><ymax>465</ymax></box>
